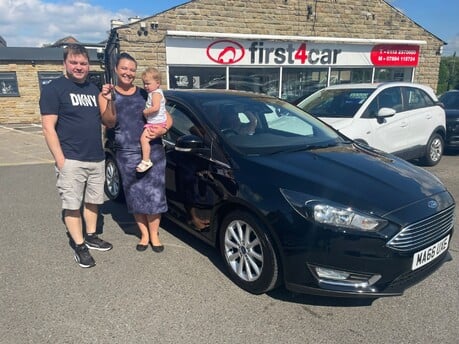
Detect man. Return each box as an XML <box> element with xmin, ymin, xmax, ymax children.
<box><xmin>39</xmin><ymin>44</ymin><xmax>112</xmax><ymax>268</ymax></box>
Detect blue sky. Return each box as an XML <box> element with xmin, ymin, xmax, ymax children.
<box><xmin>0</xmin><ymin>0</ymin><xmax>457</xmax><ymax>55</ymax></box>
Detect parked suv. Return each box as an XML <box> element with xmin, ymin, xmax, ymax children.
<box><xmin>296</xmin><ymin>82</ymin><xmax>446</xmax><ymax>165</ymax></box>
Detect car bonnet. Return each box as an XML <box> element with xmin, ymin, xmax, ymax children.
<box><xmin>247</xmin><ymin>143</ymin><xmax>448</xmax><ymax>219</ymax></box>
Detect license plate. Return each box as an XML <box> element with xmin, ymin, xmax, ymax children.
<box><xmin>412</xmin><ymin>235</ymin><xmax>450</xmax><ymax>271</ymax></box>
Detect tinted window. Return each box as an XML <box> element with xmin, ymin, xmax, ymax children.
<box><xmin>165</xmin><ymin>103</ymin><xmax>206</xmax><ymax>143</ymax></box>
<box><xmin>402</xmin><ymin>87</ymin><xmax>434</xmax><ymax>110</ymax></box>
<box><xmin>299</xmin><ymin>88</ymin><xmax>374</xmax><ymax>118</ymax></box>
<box><xmin>439</xmin><ymin>91</ymin><xmax>459</xmax><ymax>109</ymax></box>
<box><xmin>378</xmin><ymin>87</ymin><xmax>403</xmax><ymax>111</ymax></box>
<box><xmin>192</xmin><ymin>93</ymin><xmax>342</xmax><ymax>155</ymax></box>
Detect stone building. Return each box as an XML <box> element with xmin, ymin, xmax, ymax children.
<box><xmin>0</xmin><ymin>0</ymin><xmax>446</xmax><ymax>124</ymax></box>
<box><xmin>103</xmin><ymin>0</ymin><xmax>445</xmax><ymax>104</ymax></box>
<box><xmin>0</xmin><ymin>43</ymin><xmax>104</xmax><ymax>124</ymax></box>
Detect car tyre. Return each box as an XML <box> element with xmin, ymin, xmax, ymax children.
<box><xmin>105</xmin><ymin>154</ymin><xmax>124</xmax><ymax>202</ymax></box>
<box><xmin>219</xmin><ymin>210</ymin><xmax>280</xmax><ymax>294</ymax></box>
<box><xmin>421</xmin><ymin>133</ymin><xmax>443</xmax><ymax>166</ymax></box>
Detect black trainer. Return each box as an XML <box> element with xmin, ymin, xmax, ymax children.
<box><xmin>74</xmin><ymin>244</ymin><xmax>96</xmax><ymax>268</ymax></box>
<box><xmin>85</xmin><ymin>234</ymin><xmax>113</xmax><ymax>251</ymax></box>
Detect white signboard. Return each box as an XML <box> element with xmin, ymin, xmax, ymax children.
<box><xmin>166</xmin><ymin>37</ymin><xmax>420</xmax><ymax>67</ymax></box>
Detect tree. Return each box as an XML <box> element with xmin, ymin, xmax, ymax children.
<box><xmin>438</xmin><ymin>53</ymin><xmax>458</xmax><ymax>94</ymax></box>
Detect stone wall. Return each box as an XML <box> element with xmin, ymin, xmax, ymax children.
<box><xmin>0</xmin><ymin>0</ymin><xmax>444</xmax><ymax>124</ymax></box>
<box><xmin>0</xmin><ymin>62</ymin><xmax>102</xmax><ymax>124</ymax></box>
<box><xmin>116</xmin><ymin>0</ymin><xmax>443</xmax><ymax>91</ymax></box>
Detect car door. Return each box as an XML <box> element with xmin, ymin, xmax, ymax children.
<box><xmin>400</xmin><ymin>86</ymin><xmax>439</xmax><ymax>148</ymax></box>
<box><xmin>361</xmin><ymin>86</ymin><xmax>408</xmax><ymax>153</ymax></box>
<box><xmin>163</xmin><ymin>100</ymin><xmax>232</xmax><ymax>240</ymax></box>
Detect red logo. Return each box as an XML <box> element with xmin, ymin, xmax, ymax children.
<box><xmin>371</xmin><ymin>44</ymin><xmax>419</xmax><ymax>67</ymax></box>
<box><xmin>206</xmin><ymin>40</ymin><xmax>245</xmax><ymax>64</ymax></box>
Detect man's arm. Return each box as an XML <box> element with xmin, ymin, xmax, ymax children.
<box><xmin>41</xmin><ymin>114</ymin><xmax>66</xmax><ymax>170</ymax></box>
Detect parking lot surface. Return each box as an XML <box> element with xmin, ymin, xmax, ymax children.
<box><xmin>1</xmin><ymin>125</ymin><xmax>458</xmax><ymax>344</ymax></box>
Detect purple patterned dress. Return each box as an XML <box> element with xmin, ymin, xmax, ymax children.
<box><xmin>113</xmin><ymin>87</ymin><xmax>168</xmax><ymax>215</ymax></box>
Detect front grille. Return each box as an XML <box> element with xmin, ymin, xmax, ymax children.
<box><xmin>386</xmin><ymin>205</ymin><xmax>455</xmax><ymax>252</ymax></box>
<box><xmin>385</xmin><ymin>250</ymin><xmax>450</xmax><ymax>291</ymax></box>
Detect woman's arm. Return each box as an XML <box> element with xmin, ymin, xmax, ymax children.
<box><xmin>99</xmin><ymin>84</ymin><xmax>116</xmax><ymax>128</ymax></box>
<box><xmin>146</xmin><ymin>111</ymin><xmax>174</xmax><ymax>138</ymax></box>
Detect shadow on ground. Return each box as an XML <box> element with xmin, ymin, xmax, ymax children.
<box><xmin>100</xmin><ymin>199</ymin><xmax>377</xmax><ymax>307</ymax></box>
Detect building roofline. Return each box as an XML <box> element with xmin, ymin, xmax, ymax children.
<box><xmin>0</xmin><ymin>47</ymin><xmax>103</xmax><ymax>62</ymax></box>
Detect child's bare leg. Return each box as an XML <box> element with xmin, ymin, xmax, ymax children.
<box><xmin>140</xmin><ymin>129</ymin><xmax>151</xmax><ymax>162</ymax></box>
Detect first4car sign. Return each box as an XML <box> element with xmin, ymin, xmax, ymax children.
<box><xmin>166</xmin><ymin>37</ymin><xmax>420</xmax><ymax>67</ymax></box>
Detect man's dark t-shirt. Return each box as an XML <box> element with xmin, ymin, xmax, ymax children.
<box><xmin>39</xmin><ymin>76</ymin><xmax>104</xmax><ymax>161</ymax></box>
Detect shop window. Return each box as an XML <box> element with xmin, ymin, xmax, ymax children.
<box><xmin>228</xmin><ymin>67</ymin><xmax>280</xmax><ymax>97</ymax></box>
<box><xmin>38</xmin><ymin>72</ymin><xmax>62</xmax><ymax>91</ymax></box>
<box><xmin>0</xmin><ymin>72</ymin><xmax>19</xmax><ymax>96</ymax></box>
<box><xmin>282</xmin><ymin>68</ymin><xmax>328</xmax><ymax>103</ymax></box>
<box><xmin>374</xmin><ymin>68</ymin><xmax>413</xmax><ymax>83</ymax></box>
<box><xmin>330</xmin><ymin>68</ymin><xmax>372</xmax><ymax>85</ymax></box>
<box><xmin>169</xmin><ymin>67</ymin><xmax>225</xmax><ymax>89</ymax></box>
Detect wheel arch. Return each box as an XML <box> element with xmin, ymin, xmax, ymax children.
<box><xmin>211</xmin><ymin>199</ymin><xmax>285</xmax><ymax>275</ymax></box>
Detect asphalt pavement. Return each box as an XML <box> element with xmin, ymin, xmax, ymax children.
<box><xmin>0</xmin><ymin>124</ymin><xmax>53</xmax><ymax>167</ymax></box>
<box><xmin>1</xmin><ymin>124</ymin><xmax>458</xmax><ymax>344</ymax></box>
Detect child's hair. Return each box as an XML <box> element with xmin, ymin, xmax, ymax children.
<box><xmin>142</xmin><ymin>67</ymin><xmax>161</xmax><ymax>83</ymax></box>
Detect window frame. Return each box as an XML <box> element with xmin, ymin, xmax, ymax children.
<box><xmin>0</xmin><ymin>72</ymin><xmax>20</xmax><ymax>97</ymax></box>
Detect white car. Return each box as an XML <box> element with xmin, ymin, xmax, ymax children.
<box><xmin>296</xmin><ymin>82</ymin><xmax>446</xmax><ymax>166</ymax></box>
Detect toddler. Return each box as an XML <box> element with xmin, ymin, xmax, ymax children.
<box><xmin>136</xmin><ymin>67</ymin><xmax>167</xmax><ymax>172</ymax></box>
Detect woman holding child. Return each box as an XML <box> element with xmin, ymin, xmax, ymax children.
<box><xmin>99</xmin><ymin>53</ymin><xmax>173</xmax><ymax>253</ymax></box>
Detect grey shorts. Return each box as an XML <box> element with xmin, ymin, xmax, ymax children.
<box><xmin>55</xmin><ymin>159</ymin><xmax>105</xmax><ymax>210</ymax></box>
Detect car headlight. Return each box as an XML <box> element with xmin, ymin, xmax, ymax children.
<box><xmin>280</xmin><ymin>188</ymin><xmax>387</xmax><ymax>232</ymax></box>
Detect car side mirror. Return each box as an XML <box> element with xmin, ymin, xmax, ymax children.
<box><xmin>175</xmin><ymin>134</ymin><xmax>209</xmax><ymax>153</ymax></box>
<box><xmin>376</xmin><ymin>107</ymin><xmax>396</xmax><ymax>124</ymax></box>
<box><xmin>377</xmin><ymin>107</ymin><xmax>396</xmax><ymax>118</ymax></box>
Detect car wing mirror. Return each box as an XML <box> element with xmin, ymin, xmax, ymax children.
<box><xmin>435</xmin><ymin>101</ymin><xmax>445</xmax><ymax>109</ymax></box>
<box><xmin>175</xmin><ymin>134</ymin><xmax>209</xmax><ymax>154</ymax></box>
<box><xmin>377</xmin><ymin>107</ymin><xmax>396</xmax><ymax>118</ymax></box>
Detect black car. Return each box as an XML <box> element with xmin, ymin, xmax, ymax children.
<box><xmin>439</xmin><ymin>89</ymin><xmax>459</xmax><ymax>150</ymax></box>
<box><xmin>104</xmin><ymin>89</ymin><xmax>455</xmax><ymax>297</ymax></box>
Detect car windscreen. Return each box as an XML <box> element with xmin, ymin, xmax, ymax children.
<box><xmin>297</xmin><ymin>88</ymin><xmax>375</xmax><ymax>118</ymax></box>
<box><xmin>198</xmin><ymin>96</ymin><xmax>346</xmax><ymax>155</ymax></box>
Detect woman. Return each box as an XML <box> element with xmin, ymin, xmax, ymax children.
<box><xmin>99</xmin><ymin>53</ymin><xmax>173</xmax><ymax>252</ymax></box>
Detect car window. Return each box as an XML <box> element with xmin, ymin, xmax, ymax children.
<box><xmin>166</xmin><ymin>103</ymin><xmax>205</xmax><ymax>143</ymax></box>
<box><xmin>378</xmin><ymin>87</ymin><xmax>402</xmax><ymax>111</ymax></box>
<box><xmin>402</xmin><ymin>87</ymin><xmax>434</xmax><ymax>110</ymax></box>
<box><xmin>363</xmin><ymin>87</ymin><xmax>402</xmax><ymax>118</ymax></box>
<box><xmin>197</xmin><ymin>96</ymin><xmax>343</xmax><ymax>155</ymax></box>
<box><xmin>298</xmin><ymin>88</ymin><xmax>373</xmax><ymax>118</ymax></box>
<box><xmin>439</xmin><ymin>92</ymin><xmax>459</xmax><ymax>109</ymax></box>
<box><xmin>264</xmin><ymin>105</ymin><xmax>314</xmax><ymax>135</ymax></box>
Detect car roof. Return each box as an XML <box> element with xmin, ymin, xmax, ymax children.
<box><xmin>323</xmin><ymin>82</ymin><xmax>434</xmax><ymax>92</ymax></box>
<box><xmin>164</xmin><ymin>88</ymin><xmax>274</xmax><ymax>101</ymax></box>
